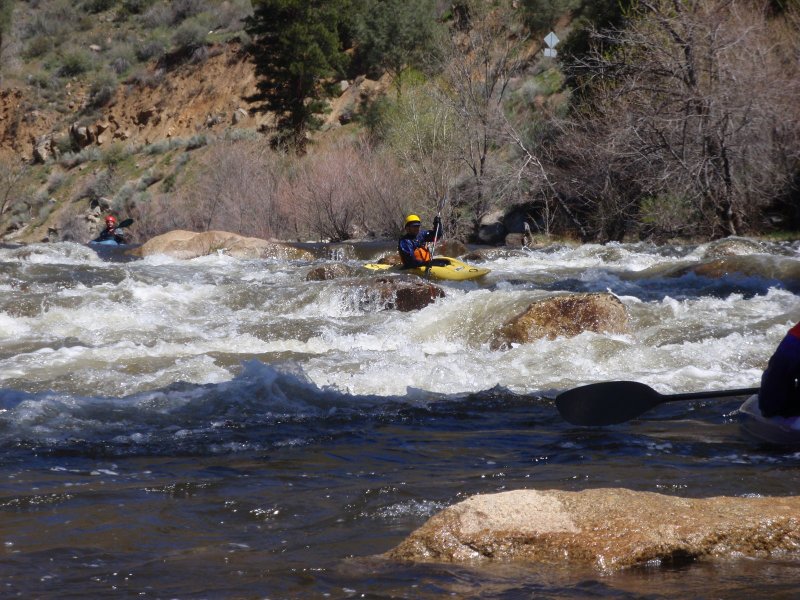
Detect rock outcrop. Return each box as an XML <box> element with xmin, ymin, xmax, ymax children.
<box><xmin>130</xmin><ymin>230</ymin><xmax>314</xmax><ymax>260</ymax></box>
<box><xmin>385</xmin><ymin>488</ymin><xmax>800</xmax><ymax>571</ymax></box>
<box><xmin>491</xmin><ymin>292</ymin><xmax>629</xmax><ymax>349</ymax></box>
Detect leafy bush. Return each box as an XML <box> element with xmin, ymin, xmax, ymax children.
<box><xmin>86</xmin><ymin>70</ymin><xmax>118</xmax><ymax>109</ymax></box>
<box><xmin>23</xmin><ymin>35</ymin><xmax>53</xmax><ymax>59</ymax></box>
<box><xmin>172</xmin><ymin>17</ymin><xmax>209</xmax><ymax>51</ymax></box>
<box><xmin>84</xmin><ymin>0</ymin><xmax>117</xmax><ymax>14</ymax></box>
<box><xmin>169</xmin><ymin>0</ymin><xmax>209</xmax><ymax>25</ymax></box>
<box><xmin>58</xmin><ymin>50</ymin><xmax>94</xmax><ymax>77</ymax></box>
<box><xmin>135</xmin><ymin>39</ymin><xmax>167</xmax><ymax>62</ymax></box>
<box><xmin>102</xmin><ymin>143</ymin><xmax>131</xmax><ymax>167</ymax></box>
<box><xmin>185</xmin><ymin>134</ymin><xmax>208</xmax><ymax>150</ymax></box>
<box><xmin>78</xmin><ymin>168</ymin><xmax>116</xmax><ymax>202</ymax></box>
<box><xmin>58</xmin><ymin>146</ymin><xmax>103</xmax><ymax>169</ymax></box>
<box><xmin>47</xmin><ymin>171</ymin><xmax>67</xmax><ymax>193</ymax></box>
<box><xmin>121</xmin><ymin>0</ymin><xmax>156</xmax><ymax>16</ymax></box>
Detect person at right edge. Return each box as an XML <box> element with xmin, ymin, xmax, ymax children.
<box><xmin>759</xmin><ymin>321</ymin><xmax>800</xmax><ymax>418</ymax></box>
<box><xmin>398</xmin><ymin>213</ymin><xmax>443</xmax><ymax>269</ymax></box>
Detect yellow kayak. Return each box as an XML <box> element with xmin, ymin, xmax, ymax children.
<box><xmin>363</xmin><ymin>256</ymin><xmax>490</xmax><ymax>281</ymax></box>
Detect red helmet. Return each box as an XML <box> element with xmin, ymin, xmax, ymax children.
<box><xmin>105</xmin><ymin>215</ymin><xmax>117</xmax><ymax>225</ymax></box>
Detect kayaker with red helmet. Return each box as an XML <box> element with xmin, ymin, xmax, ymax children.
<box><xmin>758</xmin><ymin>321</ymin><xmax>800</xmax><ymax>418</ymax></box>
<box><xmin>398</xmin><ymin>213</ymin><xmax>443</xmax><ymax>268</ymax></box>
<box><xmin>95</xmin><ymin>215</ymin><xmax>127</xmax><ymax>244</ymax></box>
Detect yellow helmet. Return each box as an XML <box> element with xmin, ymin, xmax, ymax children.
<box><xmin>404</xmin><ymin>214</ymin><xmax>422</xmax><ymax>226</ymax></box>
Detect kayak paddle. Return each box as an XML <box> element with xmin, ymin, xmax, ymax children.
<box><xmin>555</xmin><ymin>381</ymin><xmax>760</xmax><ymax>426</ymax></box>
<box><xmin>118</xmin><ymin>218</ymin><xmax>134</xmax><ymax>229</ymax></box>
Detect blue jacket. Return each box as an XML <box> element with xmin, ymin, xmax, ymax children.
<box><xmin>759</xmin><ymin>322</ymin><xmax>800</xmax><ymax>417</ymax></box>
<box><xmin>398</xmin><ymin>221</ymin><xmax>443</xmax><ymax>268</ymax></box>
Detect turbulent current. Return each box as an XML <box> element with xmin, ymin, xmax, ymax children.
<box><xmin>1</xmin><ymin>238</ymin><xmax>799</xmax><ymax>598</ymax></box>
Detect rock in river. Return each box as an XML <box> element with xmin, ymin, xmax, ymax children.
<box><xmin>384</xmin><ymin>488</ymin><xmax>800</xmax><ymax>571</ymax></box>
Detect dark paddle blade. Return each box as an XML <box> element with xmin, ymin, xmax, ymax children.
<box><xmin>118</xmin><ymin>218</ymin><xmax>134</xmax><ymax>228</ymax></box>
<box><xmin>556</xmin><ymin>381</ymin><xmax>662</xmax><ymax>426</ymax></box>
<box><xmin>555</xmin><ymin>381</ymin><xmax>760</xmax><ymax>426</ymax></box>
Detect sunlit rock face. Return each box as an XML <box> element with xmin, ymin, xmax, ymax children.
<box><xmin>491</xmin><ymin>292</ymin><xmax>629</xmax><ymax>349</ymax></box>
<box><xmin>385</xmin><ymin>488</ymin><xmax>800</xmax><ymax>571</ymax></box>
<box><xmin>131</xmin><ymin>230</ymin><xmax>314</xmax><ymax>260</ymax></box>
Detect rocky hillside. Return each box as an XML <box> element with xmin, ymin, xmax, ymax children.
<box><xmin>0</xmin><ymin>2</ymin><xmax>393</xmax><ymax>244</ymax></box>
<box><xmin>0</xmin><ymin>40</ymin><xmax>391</xmax><ymax>243</ymax></box>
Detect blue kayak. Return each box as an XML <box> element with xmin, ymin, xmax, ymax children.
<box><xmin>739</xmin><ymin>395</ymin><xmax>800</xmax><ymax>446</ymax></box>
<box><xmin>89</xmin><ymin>238</ymin><xmax>125</xmax><ymax>246</ymax></box>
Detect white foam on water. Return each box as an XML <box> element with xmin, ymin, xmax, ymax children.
<box><xmin>1</xmin><ymin>240</ymin><xmax>798</xmax><ymax>428</ymax></box>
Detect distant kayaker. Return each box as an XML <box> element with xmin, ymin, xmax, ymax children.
<box><xmin>95</xmin><ymin>215</ymin><xmax>126</xmax><ymax>244</ymax></box>
<box><xmin>398</xmin><ymin>213</ymin><xmax>443</xmax><ymax>268</ymax></box>
<box><xmin>758</xmin><ymin>321</ymin><xmax>800</xmax><ymax>417</ymax></box>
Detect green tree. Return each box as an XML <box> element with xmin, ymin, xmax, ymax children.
<box><xmin>245</xmin><ymin>0</ymin><xmax>350</xmax><ymax>152</ymax></box>
<box><xmin>353</xmin><ymin>0</ymin><xmax>440</xmax><ymax>95</ymax></box>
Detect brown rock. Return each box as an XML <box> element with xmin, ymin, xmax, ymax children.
<box><xmin>129</xmin><ymin>230</ymin><xmax>314</xmax><ymax>260</ymax></box>
<box><xmin>306</xmin><ymin>263</ymin><xmax>358</xmax><ymax>281</ymax></box>
<box><xmin>436</xmin><ymin>240</ymin><xmax>469</xmax><ymax>257</ymax></box>
<box><xmin>492</xmin><ymin>292</ymin><xmax>629</xmax><ymax>349</ymax></box>
<box><xmin>350</xmin><ymin>276</ymin><xmax>445</xmax><ymax>312</ymax></box>
<box><xmin>385</xmin><ymin>488</ymin><xmax>800</xmax><ymax>570</ymax></box>
<box><xmin>688</xmin><ymin>255</ymin><xmax>800</xmax><ymax>285</ymax></box>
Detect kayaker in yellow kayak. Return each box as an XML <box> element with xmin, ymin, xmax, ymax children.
<box><xmin>398</xmin><ymin>213</ymin><xmax>443</xmax><ymax>269</ymax></box>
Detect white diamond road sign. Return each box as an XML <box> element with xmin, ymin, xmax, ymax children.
<box><xmin>544</xmin><ymin>32</ymin><xmax>559</xmax><ymax>48</ymax></box>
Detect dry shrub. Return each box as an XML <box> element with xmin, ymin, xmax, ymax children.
<box><xmin>560</xmin><ymin>0</ymin><xmax>800</xmax><ymax>240</ymax></box>
<box><xmin>287</xmin><ymin>140</ymin><xmax>414</xmax><ymax>241</ymax></box>
<box><xmin>128</xmin><ymin>137</ymin><xmax>416</xmax><ymax>243</ymax></box>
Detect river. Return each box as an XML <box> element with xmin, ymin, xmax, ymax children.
<box><xmin>1</xmin><ymin>238</ymin><xmax>799</xmax><ymax>598</ymax></box>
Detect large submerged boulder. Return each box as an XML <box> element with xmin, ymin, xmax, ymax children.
<box><xmin>385</xmin><ymin>488</ymin><xmax>800</xmax><ymax>571</ymax></box>
<box><xmin>492</xmin><ymin>292</ymin><xmax>629</xmax><ymax>349</ymax></box>
<box><xmin>306</xmin><ymin>263</ymin><xmax>359</xmax><ymax>281</ymax></box>
<box><xmin>130</xmin><ymin>230</ymin><xmax>314</xmax><ymax>260</ymax></box>
<box><xmin>349</xmin><ymin>276</ymin><xmax>445</xmax><ymax>312</ymax></box>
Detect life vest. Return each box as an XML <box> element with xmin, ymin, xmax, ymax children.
<box><xmin>413</xmin><ymin>246</ymin><xmax>431</xmax><ymax>263</ymax></box>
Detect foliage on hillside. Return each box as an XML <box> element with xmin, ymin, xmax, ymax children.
<box><xmin>0</xmin><ymin>0</ymin><xmax>798</xmax><ymax>246</ymax></box>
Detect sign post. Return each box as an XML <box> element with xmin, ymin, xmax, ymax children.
<box><xmin>544</xmin><ymin>31</ymin><xmax>559</xmax><ymax>58</ymax></box>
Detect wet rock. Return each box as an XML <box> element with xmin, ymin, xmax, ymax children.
<box><xmin>690</xmin><ymin>255</ymin><xmax>800</xmax><ymax>282</ymax></box>
<box><xmin>477</xmin><ymin>210</ymin><xmax>507</xmax><ymax>244</ymax></box>
<box><xmin>384</xmin><ymin>488</ymin><xmax>800</xmax><ymax>571</ymax></box>
<box><xmin>130</xmin><ymin>230</ymin><xmax>314</xmax><ymax>260</ymax></box>
<box><xmin>374</xmin><ymin>253</ymin><xmax>403</xmax><ymax>266</ymax></box>
<box><xmin>306</xmin><ymin>263</ymin><xmax>358</xmax><ymax>281</ymax></box>
<box><xmin>436</xmin><ymin>240</ymin><xmax>469</xmax><ymax>257</ymax></box>
<box><xmin>491</xmin><ymin>292</ymin><xmax>628</xmax><ymax>349</ymax></box>
<box><xmin>703</xmin><ymin>237</ymin><xmax>765</xmax><ymax>259</ymax></box>
<box><xmin>351</xmin><ymin>276</ymin><xmax>445</xmax><ymax>312</ymax></box>
<box><xmin>463</xmin><ymin>247</ymin><xmax>528</xmax><ymax>262</ymax></box>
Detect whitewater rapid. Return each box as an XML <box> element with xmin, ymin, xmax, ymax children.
<box><xmin>1</xmin><ymin>238</ymin><xmax>798</xmax><ymax>450</ymax></box>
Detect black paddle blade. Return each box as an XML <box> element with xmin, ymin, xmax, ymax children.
<box><xmin>118</xmin><ymin>218</ymin><xmax>134</xmax><ymax>228</ymax></box>
<box><xmin>555</xmin><ymin>381</ymin><xmax>662</xmax><ymax>426</ymax></box>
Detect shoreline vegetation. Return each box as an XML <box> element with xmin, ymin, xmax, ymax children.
<box><xmin>0</xmin><ymin>0</ymin><xmax>798</xmax><ymax>247</ymax></box>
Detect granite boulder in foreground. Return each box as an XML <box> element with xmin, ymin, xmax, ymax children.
<box><xmin>385</xmin><ymin>488</ymin><xmax>800</xmax><ymax>571</ymax></box>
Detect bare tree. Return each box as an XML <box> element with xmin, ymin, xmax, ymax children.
<box><xmin>187</xmin><ymin>139</ymin><xmax>286</xmax><ymax>238</ymax></box>
<box><xmin>385</xmin><ymin>83</ymin><xmax>462</xmax><ymax>230</ymax></box>
<box><xmin>436</xmin><ymin>0</ymin><xmax>529</xmax><ymax>231</ymax></box>
<box><xmin>568</xmin><ymin>0</ymin><xmax>800</xmax><ymax>238</ymax></box>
